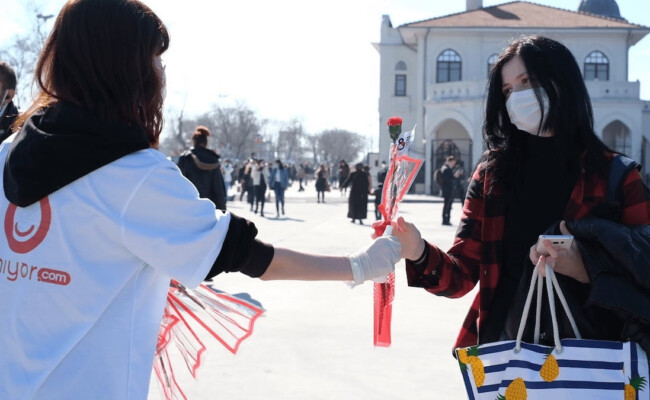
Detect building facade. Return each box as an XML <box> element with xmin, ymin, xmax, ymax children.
<box><xmin>376</xmin><ymin>0</ymin><xmax>650</xmax><ymax>194</ymax></box>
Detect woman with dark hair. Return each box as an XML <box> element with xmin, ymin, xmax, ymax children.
<box><xmin>341</xmin><ymin>162</ymin><xmax>371</xmax><ymax>225</ymax></box>
<box><xmin>394</xmin><ymin>35</ymin><xmax>650</xmax><ymax>351</ymax></box>
<box><xmin>338</xmin><ymin>159</ymin><xmax>350</xmax><ymax>195</ymax></box>
<box><xmin>315</xmin><ymin>163</ymin><xmax>329</xmax><ymax>203</ymax></box>
<box><xmin>177</xmin><ymin>125</ymin><xmax>227</xmax><ymax>210</ymax></box>
<box><xmin>0</xmin><ymin>1</ymin><xmax>401</xmax><ymax>398</ymax></box>
<box><xmin>251</xmin><ymin>158</ymin><xmax>270</xmax><ymax>216</ymax></box>
<box><xmin>269</xmin><ymin>159</ymin><xmax>289</xmax><ymax>218</ymax></box>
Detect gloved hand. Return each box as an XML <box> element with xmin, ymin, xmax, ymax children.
<box><xmin>348</xmin><ymin>227</ymin><xmax>401</xmax><ymax>286</ymax></box>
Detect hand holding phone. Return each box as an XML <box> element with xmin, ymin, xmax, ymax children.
<box><xmin>536</xmin><ymin>234</ymin><xmax>574</xmax><ymax>256</ymax></box>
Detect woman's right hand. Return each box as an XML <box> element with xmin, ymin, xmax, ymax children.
<box><xmin>392</xmin><ymin>217</ymin><xmax>426</xmax><ymax>261</ymax></box>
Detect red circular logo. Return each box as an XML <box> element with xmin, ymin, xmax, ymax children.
<box><xmin>4</xmin><ymin>198</ymin><xmax>52</xmax><ymax>254</ymax></box>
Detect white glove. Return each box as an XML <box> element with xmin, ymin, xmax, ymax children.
<box><xmin>347</xmin><ymin>227</ymin><xmax>401</xmax><ymax>287</ymax></box>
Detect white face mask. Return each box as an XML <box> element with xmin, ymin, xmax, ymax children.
<box><xmin>505</xmin><ymin>88</ymin><xmax>549</xmax><ymax>135</ymax></box>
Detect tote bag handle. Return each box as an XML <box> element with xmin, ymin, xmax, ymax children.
<box><xmin>515</xmin><ymin>261</ymin><xmax>582</xmax><ymax>353</ymax></box>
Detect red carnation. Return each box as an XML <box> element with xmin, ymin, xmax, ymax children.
<box><xmin>386</xmin><ymin>116</ymin><xmax>402</xmax><ymax>141</ymax></box>
<box><xmin>387</xmin><ymin>117</ymin><xmax>402</xmax><ymax>127</ymax></box>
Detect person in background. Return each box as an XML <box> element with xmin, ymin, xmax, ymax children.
<box><xmin>338</xmin><ymin>159</ymin><xmax>350</xmax><ymax>196</ymax></box>
<box><xmin>315</xmin><ymin>163</ymin><xmax>329</xmax><ymax>203</ymax></box>
<box><xmin>374</xmin><ymin>161</ymin><xmax>388</xmax><ymax>220</ymax></box>
<box><xmin>0</xmin><ymin>61</ymin><xmax>19</xmax><ymax>142</ymax></box>
<box><xmin>251</xmin><ymin>158</ymin><xmax>270</xmax><ymax>216</ymax></box>
<box><xmin>269</xmin><ymin>159</ymin><xmax>289</xmax><ymax>218</ymax></box>
<box><xmin>296</xmin><ymin>162</ymin><xmax>306</xmax><ymax>191</ymax></box>
<box><xmin>341</xmin><ymin>162</ymin><xmax>370</xmax><ymax>225</ymax></box>
<box><xmin>452</xmin><ymin>159</ymin><xmax>466</xmax><ymax>204</ymax></box>
<box><xmin>393</xmin><ymin>35</ymin><xmax>650</xmax><ymax>355</ymax></box>
<box><xmin>0</xmin><ymin>1</ymin><xmax>402</xmax><ymax>398</ymax></box>
<box><xmin>241</xmin><ymin>158</ymin><xmax>256</xmax><ymax>209</ymax></box>
<box><xmin>439</xmin><ymin>155</ymin><xmax>457</xmax><ymax>226</ymax></box>
<box><xmin>222</xmin><ymin>158</ymin><xmax>234</xmax><ymax>193</ymax></box>
<box><xmin>177</xmin><ymin>126</ymin><xmax>227</xmax><ymax>211</ymax></box>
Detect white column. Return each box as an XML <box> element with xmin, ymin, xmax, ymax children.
<box><xmin>416</xmin><ymin>30</ymin><xmax>430</xmax><ymax>194</ymax></box>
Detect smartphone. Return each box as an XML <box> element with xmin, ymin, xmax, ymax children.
<box><xmin>536</xmin><ymin>234</ymin><xmax>574</xmax><ymax>256</ymax></box>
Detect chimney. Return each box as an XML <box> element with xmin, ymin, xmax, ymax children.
<box><xmin>467</xmin><ymin>0</ymin><xmax>483</xmax><ymax>11</ymax></box>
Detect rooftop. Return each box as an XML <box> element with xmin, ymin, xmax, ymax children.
<box><xmin>400</xmin><ymin>1</ymin><xmax>647</xmax><ymax>30</ymax></box>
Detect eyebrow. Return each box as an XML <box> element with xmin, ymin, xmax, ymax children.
<box><xmin>502</xmin><ymin>72</ymin><xmax>528</xmax><ymax>88</ymax></box>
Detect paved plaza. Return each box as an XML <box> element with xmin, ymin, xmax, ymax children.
<box><xmin>148</xmin><ymin>182</ymin><xmax>475</xmax><ymax>400</ymax></box>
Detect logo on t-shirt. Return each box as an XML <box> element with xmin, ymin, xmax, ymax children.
<box><xmin>4</xmin><ymin>198</ymin><xmax>52</xmax><ymax>253</ymax></box>
<box><xmin>0</xmin><ymin>197</ymin><xmax>70</xmax><ymax>286</ymax></box>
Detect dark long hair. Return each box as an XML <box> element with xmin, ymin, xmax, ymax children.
<box><xmin>14</xmin><ymin>0</ymin><xmax>169</xmax><ymax>146</ymax></box>
<box><xmin>483</xmin><ymin>35</ymin><xmax>611</xmax><ymax>193</ymax></box>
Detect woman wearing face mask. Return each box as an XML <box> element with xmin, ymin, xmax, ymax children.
<box><xmin>392</xmin><ymin>35</ymin><xmax>650</xmax><ymax>351</ymax></box>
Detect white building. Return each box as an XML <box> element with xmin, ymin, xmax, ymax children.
<box><xmin>376</xmin><ymin>0</ymin><xmax>650</xmax><ymax>194</ymax></box>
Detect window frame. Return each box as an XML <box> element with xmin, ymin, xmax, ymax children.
<box><xmin>436</xmin><ymin>49</ymin><xmax>462</xmax><ymax>83</ymax></box>
<box><xmin>394</xmin><ymin>74</ymin><xmax>407</xmax><ymax>96</ymax></box>
<box><xmin>584</xmin><ymin>50</ymin><xmax>609</xmax><ymax>81</ymax></box>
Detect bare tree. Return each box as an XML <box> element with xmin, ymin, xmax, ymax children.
<box><xmin>0</xmin><ymin>1</ymin><xmax>53</xmax><ymax>109</ymax></box>
<box><xmin>274</xmin><ymin>120</ymin><xmax>305</xmax><ymax>162</ymax></box>
<box><xmin>158</xmin><ymin>106</ymin><xmax>198</xmax><ymax>157</ymax></box>
<box><xmin>207</xmin><ymin>102</ymin><xmax>263</xmax><ymax>162</ymax></box>
<box><xmin>304</xmin><ymin>134</ymin><xmax>319</xmax><ymax>165</ymax></box>
<box><xmin>315</xmin><ymin>129</ymin><xmax>365</xmax><ymax>164</ymax></box>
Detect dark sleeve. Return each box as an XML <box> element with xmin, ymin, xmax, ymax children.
<box><xmin>204</xmin><ymin>213</ymin><xmax>274</xmax><ymax>280</ymax></box>
<box><xmin>211</xmin><ymin>168</ymin><xmax>227</xmax><ymax>211</ymax></box>
<box><xmin>176</xmin><ymin>154</ymin><xmax>188</xmax><ymax>176</ymax></box>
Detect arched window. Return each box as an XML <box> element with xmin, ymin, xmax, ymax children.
<box><xmin>395</xmin><ymin>61</ymin><xmax>407</xmax><ymax>96</ymax></box>
<box><xmin>437</xmin><ymin>49</ymin><xmax>461</xmax><ymax>83</ymax></box>
<box><xmin>487</xmin><ymin>54</ymin><xmax>498</xmax><ymax>78</ymax></box>
<box><xmin>603</xmin><ymin>120</ymin><xmax>631</xmax><ymax>155</ymax></box>
<box><xmin>584</xmin><ymin>51</ymin><xmax>609</xmax><ymax>81</ymax></box>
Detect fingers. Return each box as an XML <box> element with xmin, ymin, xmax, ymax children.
<box><xmin>394</xmin><ymin>216</ymin><xmax>415</xmax><ymax>233</ymax></box>
<box><xmin>559</xmin><ymin>220</ymin><xmax>571</xmax><ymax>235</ymax></box>
<box><xmin>536</xmin><ymin>255</ymin><xmax>547</xmax><ymax>277</ymax></box>
<box><xmin>393</xmin><ymin>217</ymin><xmax>406</xmax><ymax>233</ymax></box>
<box><xmin>529</xmin><ymin>243</ymin><xmax>540</xmax><ymax>265</ymax></box>
<box><xmin>542</xmin><ymin>239</ymin><xmax>559</xmax><ymax>258</ymax></box>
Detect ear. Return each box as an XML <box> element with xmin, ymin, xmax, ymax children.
<box><xmin>4</xmin><ymin>89</ymin><xmax>15</xmax><ymax>102</ymax></box>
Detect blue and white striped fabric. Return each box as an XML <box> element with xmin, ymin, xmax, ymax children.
<box><xmin>456</xmin><ymin>339</ymin><xmax>649</xmax><ymax>399</ymax></box>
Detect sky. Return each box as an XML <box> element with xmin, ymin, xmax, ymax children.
<box><xmin>1</xmin><ymin>0</ymin><xmax>650</xmax><ymax>150</ymax></box>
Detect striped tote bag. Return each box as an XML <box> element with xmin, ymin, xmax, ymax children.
<box><xmin>455</xmin><ymin>263</ymin><xmax>649</xmax><ymax>400</ymax></box>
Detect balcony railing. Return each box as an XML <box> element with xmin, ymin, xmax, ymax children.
<box><xmin>585</xmin><ymin>80</ymin><xmax>640</xmax><ymax>100</ymax></box>
<box><xmin>428</xmin><ymin>80</ymin><xmax>487</xmax><ymax>102</ymax></box>
<box><xmin>426</xmin><ymin>80</ymin><xmax>641</xmax><ymax>102</ymax></box>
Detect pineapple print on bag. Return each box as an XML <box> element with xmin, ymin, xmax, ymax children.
<box><xmin>496</xmin><ymin>377</ymin><xmax>527</xmax><ymax>400</ymax></box>
<box><xmin>539</xmin><ymin>348</ymin><xmax>559</xmax><ymax>382</ymax></box>
<box><xmin>458</xmin><ymin>346</ymin><xmax>485</xmax><ymax>387</ymax></box>
<box><xmin>624</xmin><ymin>375</ymin><xmax>646</xmax><ymax>400</ymax></box>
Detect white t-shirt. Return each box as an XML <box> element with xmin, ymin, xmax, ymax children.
<box><xmin>0</xmin><ymin>141</ymin><xmax>230</xmax><ymax>399</ymax></box>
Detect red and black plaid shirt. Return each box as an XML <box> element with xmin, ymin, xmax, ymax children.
<box><xmin>406</xmin><ymin>151</ymin><xmax>650</xmax><ymax>350</ymax></box>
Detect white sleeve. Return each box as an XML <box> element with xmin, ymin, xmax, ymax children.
<box><xmin>121</xmin><ymin>162</ymin><xmax>230</xmax><ymax>288</ymax></box>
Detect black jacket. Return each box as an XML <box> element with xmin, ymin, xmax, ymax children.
<box><xmin>177</xmin><ymin>147</ymin><xmax>227</xmax><ymax>211</ymax></box>
<box><xmin>568</xmin><ymin>217</ymin><xmax>650</xmax><ymax>353</ymax></box>
<box><xmin>506</xmin><ymin>218</ymin><xmax>650</xmax><ymax>354</ymax></box>
<box><xmin>0</xmin><ymin>101</ymin><xmax>19</xmax><ymax>143</ymax></box>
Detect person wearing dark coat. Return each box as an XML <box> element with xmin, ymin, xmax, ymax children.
<box><xmin>341</xmin><ymin>162</ymin><xmax>370</xmax><ymax>224</ymax></box>
<box><xmin>177</xmin><ymin>126</ymin><xmax>227</xmax><ymax>211</ymax></box>
<box><xmin>0</xmin><ymin>61</ymin><xmax>19</xmax><ymax>143</ymax></box>
<box><xmin>439</xmin><ymin>155</ymin><xmax>457</xmax><ymax>226</ymax></box>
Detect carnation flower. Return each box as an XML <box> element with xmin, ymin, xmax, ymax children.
<box><xmin>386</xmin><ymin>116</ymin><xmax>402</xmax><ymax>141</ymax></box>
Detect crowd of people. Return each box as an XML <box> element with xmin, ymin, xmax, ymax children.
<box><xmin>0</xmin><ymin>0</ymin><xmax>648</xmax><ymax>398</ymax></box>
